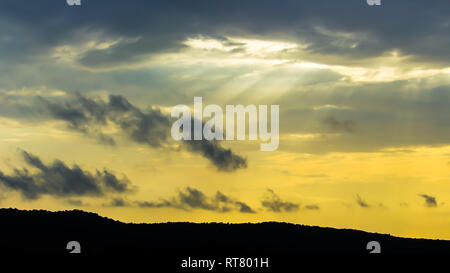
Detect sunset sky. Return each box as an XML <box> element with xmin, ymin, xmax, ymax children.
<box><xmin>1</xmin><ymin>0</ymin><xmax>450</xmax><ymax>240</ymax></box>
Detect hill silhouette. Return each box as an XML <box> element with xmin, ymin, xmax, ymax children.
<box><xmin>0</xmin><ymin>208</ymin><xmax>449</xmax><ymax>270</ymax></box>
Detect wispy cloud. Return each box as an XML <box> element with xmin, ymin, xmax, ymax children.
<box><xmin>304</xmin><ymin>204</ymin><xmax>320</xmax><ymax>210</ymax></box>
<box><xmin>133</xmin><ymin>187</ymin><xmax>256</xmax><ymax>213</ymax></box>
<box><xmin>323</xmin><ymin>116</ymin><xmax>356</xmax><ymax>133</ymax></box>
<box><xmin>418</xmin><ymin>194</ymin><xmax>438</xmax><ymax>208</ymax></box>
<box><xmin>261</xmin><ymin>189</ymin><xmax>299</xmax><ymax>212</ymax></box>
<box><xmin>103</xmin><ymin>198</ymin><xmax>128</xmax><ymax>207</ymax></box>
<box><xmin>355</xmin><ymin>194</ymin><xmax>370</xmax><ymax>208</ymax></box>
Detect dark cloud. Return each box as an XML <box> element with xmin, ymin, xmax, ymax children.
<box><xmin>234</xmin><ymin>201</ymin><xmax>255</xmax><ymax>213</ymax></box>
<box><xmin>136</xmin><ymin>187</ymin><xmax>255</xmax><ymax>213</ymax></box>
<box><xmin>214</xmin><ymin>191</ymin><xmax>256</xmax><ymax>213</ymax></box>
<box><xmin>65</xmin><ymin>199</ymin><xmax>89</xmax><ymax>207</ymax></box>
<box><xmin>103</xmin><ymin>198</ymin><xmax>128</xmax><ymax>207</ymax></box>
<box><xmin>0</xmin><ymin>0</ymin><xmax>449</xmax><ymax>67</ymax></box>
<box><xmin>0</xmin><ymin>150</ymin><xmax>131</xmax><ymax>200</ymax></box>
<box><xmin>261</xmin><ymin>189</ymin><xmax>299</xmax><ymax>212</ymax></box>
<box><xmin>9</xmin><ymin>93</ymin><xmax>246</xmax><ymax>172</ymax></box>
<box><xmin>418</xmin><ymin>194</ymin><xmax>437</xmax><ymax>208</ymax></box>
<box><xmin>177</xmin><ymin>187</ymin><xmax>215</xmax><ymax>210</ymax></box>
<box><xmin>323</xmin><ymin>116</ymin><xmax>356</xmax><ymax>133</ymax></box>
<box><xmin>304</xmin><ymin>204</ymin><xmax>320</xmax><ymax>210</ymax></box>
<box><xmin>187</xmin><ymin>140</ymin><xmax>247</xmax><ymax>172</ymax></box>
<box><xmin>37</xmin><ymin>93</ymin><xmax>171</xmax><ymax>147</ymax></box>
<box><xmin>355</xmin><ymin>194</ymin><xmax>369</xmax><ymax>208</ymax></box>
<box><xmin>136</xmin><ymin>200</ymin><xmax>174</xmax><ymax>209</ymax></box>
<box><xmin>77</xmin><ymin>35</ymin><xmax>187</xmax><ymax>68</ymax></box>
<box><xmin>52</xmin><ymin>94</ymin><xmax>245</xmax><ymax>171</ymax></box>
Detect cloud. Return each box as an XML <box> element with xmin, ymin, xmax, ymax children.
<box><xmin>37</xmin><ymin>93</ymin><xmax>171</xmax><ymax>148</ymax></box>
<box><xmin>1</xmin><ymin>0</ymin><xmax>449</xmax><ymax>67</ymax></box>
<box><xmin>65</xmin><ymin>199</ymin><xmax>89</xmax><ymax>207</ymax></box>
<box><xmin>136</xmin><ymin>187</ymin><xmax>255</xmax><ymax>213</ymax></box>
<box><xmin>214</xmin><ymin>191</ymin><xmax>256</xmax><ymax>213</ymax></box>
<box><xmin>418</xmin><ymin>194</ymin><xmax>438</xmax><ymax>208</ymax></box>
<box><xmin>42</xmin><ymin>94</ymin><xmax>247</xmax><ymax>171</ymax></box>
<box><xmin>186</xmin><ymin>140</ymin><xmax>247</xmax><ymax>172</ymax></box>
<box><xmin>0</xmin><ymin>2</ymin><xmax>449</xmax><ymax>158</ymax></box>
<box><xmin>323</xmin><ymin>116</ymin><xmax>356</xmax><ymax>133</ymax></box>
<box><xmin>103</xmin><ymin>198</ymin><xmax>128</xmax><ymax>207</ymax></box>
<box><xmin>135</xmin><ymin>200</ymin><xmax>174</xmax><ymax>209</ymax></box>
<box><xmin>0</xmin><ymin>150</ymin><xmax>131</xmax><ymax>200</ymax></box>
<box><xmin>304</xmin><ymin>204</ymin><xmax>320</xmax><ymax>210</ymax></box>
<box><xmin>355</xmin><ymin>194</ymin><xmax>370</xmax><ymax>208</ymax></box>
<box><xmin>1</xmin><ymin>93</ymin><xmax>247</xmax><ymax>172</ymax></box>
<box><xmin>177</xmin><ymin>187</ymin><xmax>215</xmax><ymax>210</ymax></box>
<box><xmin>278</xmin><ymin>81</ymin><xmax>450</xmax><ymax>154</ymax></box>
<box><xmin>261</xmin><ymin>189</ymin><xmax>299</xmax><ymax>212</ymax></box>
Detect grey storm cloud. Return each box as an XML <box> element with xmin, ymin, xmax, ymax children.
<box><xmin>13</xmin><ymin>93</ymin><xmax>246</xmax><ymax>172</ymax></box>
<box><xmin>0</xmin><ymin>0</ymin><xmax>449</xmax><ymax>67</ymax></box>
<box><xmin>261</xmin><ymin>189</ymin><xmax>299</xmax><ymax>212</ymax></box>
<box><xmin>355</xmin><ymin>194</ymin><xmax>369</xmax><ymax>208</ymax></box>
<box><xmin>418</xmin><ymin>194</ymin><xmax>438</xmax><ymax>208</ymax></box>
<box><xmin>136</xmin><ymin>187</ymin><xmax>255</xmax><ymax>213</ymax></box>
<box><xmin>0</xmin><ymin>150</ymin><xmax>130</xmax><ymax>200</ymax></box>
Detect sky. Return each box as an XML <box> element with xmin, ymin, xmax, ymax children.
<box><xmin>0</xmin><ymin>0</ymin><xmax>450</xmax><ymax>240</ymax></box>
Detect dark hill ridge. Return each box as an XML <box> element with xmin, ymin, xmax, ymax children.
<box><xmin>0</xmin><ymin>208</ymin><xmax>449</xmax><ymax>256</ymax></box>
